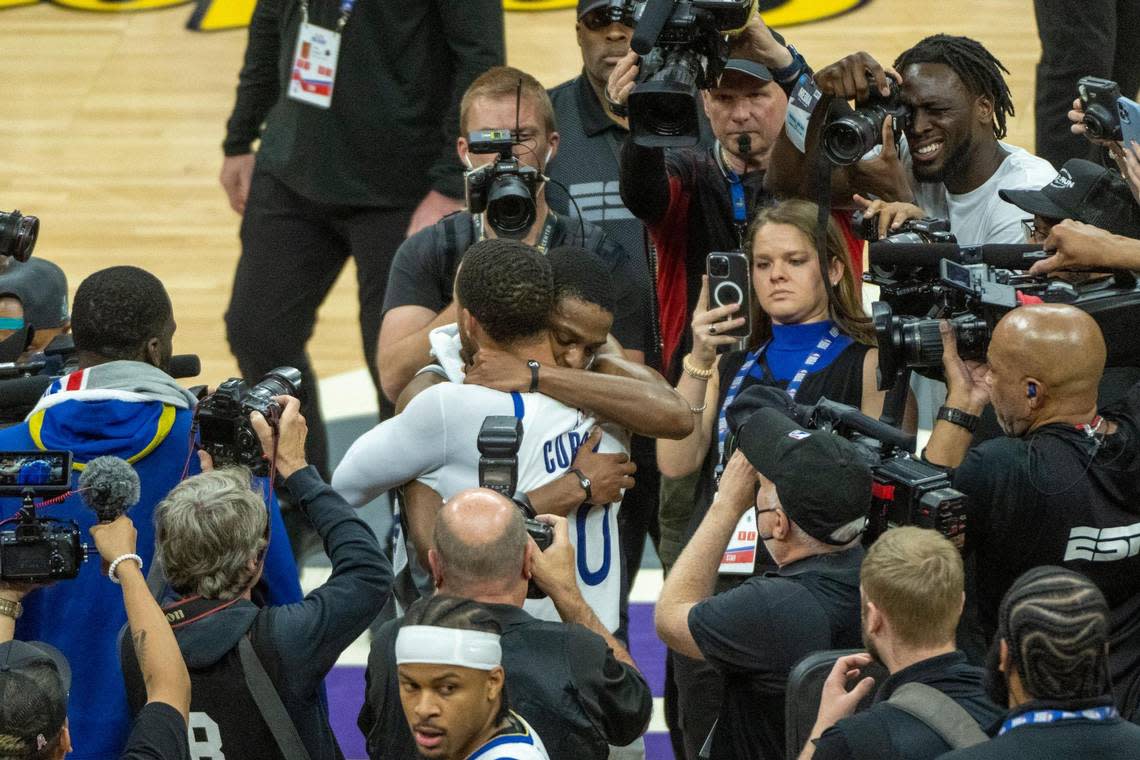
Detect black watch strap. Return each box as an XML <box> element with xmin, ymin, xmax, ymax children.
<box><xmin>568</xmin><ymin>467</ymin><xmax>592</xmax><ymax>503</ymax></box>
<box><xmin>527</xmin><ymin>360</ymin><xmax>540</xmax><ymax>393</ymax></box>
<box><xmin>937</xmin><ymin>405</ymin><xmax>979</xmax><ymax>433</ymax></box>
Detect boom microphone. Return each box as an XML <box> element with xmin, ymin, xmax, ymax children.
<box><xmin>78</xmin><ymin>456</ymin><xmax>141</xmax><ymax>523</ymax></box>
<box><xmin>869</xmin><ymin>242</ymin><xmax>1048</xmax><ymax>270</ymax></box>
<box><xmin>168</xmin><ymin>354</ymin><xmax>201</xmax><ymax>379</ymax></box>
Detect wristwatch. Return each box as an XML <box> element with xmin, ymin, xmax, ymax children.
<box><xmin>527</xmin><ymin>360</ymin><xmax>541</xmax><ymax>393</ymax></box>
<box><xmin>937</xmin><ymin>405</ymin><xmax>980</xmax><ymax>433</ymax></box>
<box><xmin>0</xmin><ymin>597</ymin><xmax>22</xmax><ymax>620</ymax></box>
<box><xmin>568</xmin><ymin>467</ymin><xmax>593</xmax><ymax>503</ymax></box>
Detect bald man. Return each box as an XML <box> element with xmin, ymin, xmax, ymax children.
<box><xmin>925</xmin><ymin>304</ymin><xmax>1140</xmax><ymax>720</ymax></box>
<box><xmin>359</xmin><ymin>488</ymin><xmax>651</xmax><ymax>760</ymax></box>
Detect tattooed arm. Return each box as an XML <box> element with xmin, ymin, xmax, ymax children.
<box><xmin>91</xmin><ymin>516</ymin><xmax>191</xmax><ymax>721</ymax></box>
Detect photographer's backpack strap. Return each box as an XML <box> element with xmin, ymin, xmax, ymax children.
<box><xmin>238</xmin><ymin>635</ymin><xmax>313</xmax><ymax>760</ymax></box>
<box><xmin>886</xmin><ymin>682</ymin><xmax>988</xmax><ymax>749</ymax></box>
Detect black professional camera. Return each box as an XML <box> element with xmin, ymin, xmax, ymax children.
<box><xmin>866</xmin><ymin>241</ymin><xmax>1140</xmax><ymax>388</ymax></box>
<box><xmin>627</xmin><ymin>0</ymin><xmax>752</xmax><ymax>147</ymax></box>
<box><xmin>1078</xmin><ymin>76</ymin><xmax>1122</xmax><ymax>141</ymax></box>
<box><xmin>0</xmin><ymin>209</ymin><xmax>39</xmax><ymax>263</ymax></box>
<box><xmin>854</xmin><ymin>212</ymin><xmax>956</xmax><ymax>245</ymax></box>
<box><xmin>0</xmin><ymin>450</ymin><xmax>87</xmax><ymax>582</ymax></box>
<box><xmin>822</xmin><ymin>74</ymin><xmax>908</xmax><ymax>165</ymax></box>
<box><xmin>465</xmin><ymin>129</ymin><xmax>542</xmax><ymax>239</ymax></box>
<box><xmin>727</xmin><ymin>390</ymin><xmax>967</xmax><ymax>547</ymax></box>
<box><xmin>196</xmin><ymin>367</ymin><xmax>302</xmax><ymax>476</ymax></box>
<box><xmin>477</xmin><ymin>416</ymin><xmax>554</xmax><ymax>598</ymax></box>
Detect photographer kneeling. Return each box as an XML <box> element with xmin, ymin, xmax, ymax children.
<box><xmin>122</xmin><ymin>396</ymin><xmax>392</xmax><ymax>760</ymax></box>
<box><xmin>924</xmin><ymin>303</ymin><xmax>1140</xmax><ymax>720</ymax></box>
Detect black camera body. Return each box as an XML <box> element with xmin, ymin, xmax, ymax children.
<box><xmin>855</xmin><ymin>213</ymin><xmax>956</xmax><ymax>245</ymax></box>
<box><xmin>196</xmin><ymin>367</ymin><xmax>302</xmax><ymax>476</ymax></box>
<box><xmin>869</xmin><ymin>454</ymin><xmax>967</xmax><ymax>547</ymax></box>
<box><xmin>822</xmin><ymin>75</ymin><xmax>908</xmax><ymax>165</ymax></box>
<box><xmin>1078</xmin><ymin>76</ymin><xmax>1122</xmax><ymax>141</ymax></box>
<box><xmin>465</xmin><ymin>129</ymin><xmax>541</xmax><ymax>239</ymax></box>
<box><xmin>628</xmin><ymin>0</ymin><xmax>752</xmax><ymax>147</ymax></box>
<box><xmin>0</xmin><ymin>209</ymin><xmax>39</xmax><ymax>263</ymax></box>
<box><xmin>477</xmin><ymin>416</ymin><xmax>554</xmax><ymax>598</ymax></box>
<box><xmin>0</xmin><ymin>450</ymin><xmax>86</xmax><ymax>583</ymax></box>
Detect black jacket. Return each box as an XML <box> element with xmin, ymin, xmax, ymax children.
<box><xmin>359</xmin><ymin>601</ymin><xmax>652</xmax><ymax>760</ymax></box>
<box><xmin>123</xmin><ymin>467</ymin><xmax>392</xmax><ymax>760</ymax></box>
<box><xmin>812</xmin><ymin>651</ymin><xmax>1003</xmax><ymax>760</ymax></box>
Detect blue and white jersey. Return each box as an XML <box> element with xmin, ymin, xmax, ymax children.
<box><xmin>332</xmin><ymin>326</ymin><xmax>627</xmax><ymax>631</ymax></box>
<box><xmin>467</xmin><ymin>711</ymin><xmax>550</xmax><ymax>760</ymax></box>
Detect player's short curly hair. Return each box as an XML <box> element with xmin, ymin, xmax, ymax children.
<box><xmin>547</xmin><ymin>246</ymin><xmax>615</xmax><ymax>315</ymax></box>
<box><xmin>71</xmin><ymin>266</ymin><xmax>172</xmax><ymax>360</ymax></box>
<box><xmin>456</xmin><ymin>239</ymin><xmax>554</xmax><ymax>346</ymax></box>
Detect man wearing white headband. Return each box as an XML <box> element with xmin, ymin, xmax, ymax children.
<box><xmin>396</xmin><ymin>596</ymin><xmax>550</xmax><ymax>760</ymax></box>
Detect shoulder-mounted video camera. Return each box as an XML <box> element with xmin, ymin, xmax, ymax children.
<box><xmin>478</xmin><ymin>415</ymin><xmax>554</xmax><ymax>599</ymax></box>
<box><xmin>0</xmin><ymin>450</ymin><xmax>87</xmax><ymax>582</ymax></box>
<box><xmin>195</xmin><ymin>367</ymin><xmax>301</xmax><ymax>477</ymax></box>
<box><xmin>465</xmin><ymin>129</ymin><xmax>542</xmax><ymax>240</ymax></box>
<box><xmin>627</xmin><ymin>0</ymin><xmax>752</xmax><ymax>147</ymax></box>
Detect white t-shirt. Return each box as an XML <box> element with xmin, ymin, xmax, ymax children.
<box><xmin>466</xmin><ymin>712</ymin><xmax>550</xmax><ymax>760</ymax></box>
<box><xmin>331</xmin><ymin>331</ymin><xmax>627</xmax><ymax>631</ymax></box>
<box><xmin>901</xmin><ymin>139</ymin><xmax>1057</xmax><ymax>245</ymax></box>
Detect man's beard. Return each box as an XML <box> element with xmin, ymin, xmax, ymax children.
<box><xmin>862</xmin><ymin>620</ymin><xmax>882</xmax><ymax>665</ymax></box>
<box><xmin>983</xmin><ymin>635</ymin><xmax>1010</xmax><ymax>708</ymax></box>
<box><xmin>458</xmin><ymin>325</ymin><xmax>477</xmax><ymax>367</ymax></box>
<box><xmin>911</xmin><ymin>132</ymin><xmax>973</xmax><ymax>185</ymax></box>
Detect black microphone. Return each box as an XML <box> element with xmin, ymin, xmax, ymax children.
<box><xmin>811</xmin><ymin>398</ymin><xmax>916</xmax><ymax>453</ymax></box>
<box><xmin>869</xmin><ymin>242</ymin><xmax>1048</xmax><ymax>270</ymax></box>
<box><xmin>168</xmin><ymin>354</ymin><xmax>201</xmax><ymax>379</ymax></box>
<box><xmin>78</xmin><ymin>456</ymin><xmax>141</xmax><ymax>523</ymax></box>
<box><xmin>630</xmin><ymin>0</ymin><xmax>672</xmax><ymax>55</ymax></box>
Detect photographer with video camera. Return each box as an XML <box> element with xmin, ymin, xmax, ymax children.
<box><xmin>655</xmin><ymin>199</ymin><xmax>911</xmax><ymax>759</ymax></box>
<box><xmin>379</xmin><ymin>66</ymin><xmax>651</xmax><ymax>404</ymax></box>
<box><xmin>923</xmin><ymin>303</ymin><xmax>1140</xmax><ymax>720</ymax></box>
<box><xmin>798</xmin><ymin>527</ymin><xmax>1002</xmax><ymax>760</ymax></box>
<box><xmin>337</xmin><ymin>241</ymin><xmax>632</xmax><ymax>633</ymax></box>
<box><xmin>769</xmin><ymin>35</ymin><xmax>1055</xmax><ymax>247</ymax></box>
<box><xmin>359</xmin><ymin>488</ymin><xmax>650</xmax><ymax>760</ymax></box>
<box><xmin>121</xmin><ymin>394</ymin><xmax>391</xmax><ymax>760</ymax></box>
<box><xmin>0</xmin><ymin>265</ymin><xmax>301</xmax><ymax>760</ymax></box>
<box><xmin>0</xmin><ymin>513</ymin><xmax>192</xmax><ymax>760</ymax></box>
<box><xmin>655</xmin><ymin>407</ymin><xmax>867</xmax><ymax>760</ymax></box>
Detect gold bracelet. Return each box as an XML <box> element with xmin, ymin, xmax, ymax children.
<box><xmin>689</xmin><ymin>400</ymin><xmax>708</xmax><ymax>414</ymax></box>
<box><xmin>682</xmin><ymin>354</ymin><xmax>715</xmax><ymax>380</ymax></box>
<box><xmin>0</xmin><ymin>597</ymin><xmax>22</xmax><ymax>620</ymax></box>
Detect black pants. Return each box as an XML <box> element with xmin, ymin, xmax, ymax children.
<box><xmin>1034</xmin><ymin>0</ymin><xmax>1140</xmax><ymax>168</ymax></box>
<box><xmin>618</xmin><ymin>433</ymin><xmax>662</xmax><ymax>584</ymax></box>
<box><xmin>670</xmin><ymin>651</ymin><xmax>724</xmax><ymax>760</ymax></box>
<box><xmin>226</xmin><ymin>169</ymin><xmax>411</xmax><ymax>480</ymax></box>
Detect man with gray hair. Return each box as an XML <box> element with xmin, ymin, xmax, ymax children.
<box><xmin>655</xmin><ymin>408</ymin><xmax>867</xmax><ymax>760</ymax></box>
<box><xmin>120</xmin><ymin>395</ymin><xmax>392</xmax><ymax>760</ymax></box>
<box><xmin>940</xmin><ymin>566</ymin><xmax>1140</xmax><ymax>759</ymax></box>
<box><xmin>359</xmin><ymin>487</ymin><xmax>651</xmax><ymax>760</ymax></box>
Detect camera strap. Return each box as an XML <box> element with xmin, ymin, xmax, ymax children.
<box><xmin>473</xmin><ymin>212</ymin><xmax>558</xmax><ymax>254</ymax></box>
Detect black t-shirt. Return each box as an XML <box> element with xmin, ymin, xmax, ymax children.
<box><xmin>382</xmin><ymin>210</ymin><xmax>651</xmax><ymax>353</ymax></box>
<box><xmin>953</xmin><ymin>381</ymin><xmax>1140</xmax><ymax>717</ymax></box>
<box><xmin>688</xmin><ymin>546</ymin><xmax>864</xmax><ymax>760</ymax></box>
<box><xmin>811</xmin><ymin>651</ymin><xmax>1002</xmax><ymax>760</ymax></box>
<box><xmin>120</xmin><ymin>703</ymin><xmax>190</xmax><ymax>760</ymax></box>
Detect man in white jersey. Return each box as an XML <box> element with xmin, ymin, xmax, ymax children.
<box><xmin>333</xmin><ymin>239</ymin><xmax>628</xmax><ymax>630</ymax></box>
<box><xmin>396</xmin><ymin>595</ymin><xmax>550</xmax><ymax>760</ymax></box>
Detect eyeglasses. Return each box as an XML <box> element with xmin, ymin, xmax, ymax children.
<box><xmin>1021</xmin><ymin>218</ymin><xmax>1053</xmax><ymax>242</ymax></box>
<box><xmin>580</xmin><ymin>7</ymin><xmax>635</xmax><ymax>31</ymax></box>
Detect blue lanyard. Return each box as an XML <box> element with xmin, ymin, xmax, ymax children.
<box><xmin>718</xmin><ymin>142</ymin><xmax>748</xmax><ymax>248</ymax></box>
<box><xmin>715</xmin><ymin>325</ymin><xmax>841</xmax><ymax>478</ymax></box>
<box><xmin>999</xmin><ymin>705</ymin><xmax>1117</xmax><ymax>735</ymax></box>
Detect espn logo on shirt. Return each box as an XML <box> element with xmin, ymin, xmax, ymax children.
<box><xmin>569</xmin><ymin>181</ymin><xmax>635</xmax><ymax>223</ymax></box>
<box><xmin>1063</xmin><ymin>522</ymin><xmax>1140</xmax><ymax>562</ymax></box>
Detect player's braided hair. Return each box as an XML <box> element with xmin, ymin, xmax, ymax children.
<box><xmin>894</xmin><ymin>34</ymin><xmax>1014</xmax><ymax>139</ymax></box>
<box><xmin>999</xmin><ymin>566</ymin><xmax>1110</xmax><ymax>701</ymax></box>
<box><xmin>456</xmin><ymin>238</ymin><xmax>554</xmax><ymax>346</ymax></box>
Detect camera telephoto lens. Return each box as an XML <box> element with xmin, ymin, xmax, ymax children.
<box><xmin>0</xmin><ymin>210</ymin><xmax>39</xmax><ymax>263</ymax></box>
<box><xmin>822</xmin><ymin>114</ymin><xmax>879</xmax><ymax>165</ymax></box>
<box><xmin>486</xmin><ymin>175</ymin><xmax>537</xmax><ymax>239</ymax></box>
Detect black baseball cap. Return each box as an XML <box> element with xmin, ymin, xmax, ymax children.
<box><xmin>736</xmin><ymin>407</ymin><xmax>871</xmax><ymax>544</ymax></box>
<box><xmin>0</xmin><ymin>640</ymin><xmax>71</xmax><ymax>754</ymax></box>
<box><xmin>577</xmin><ymin>0</ymin><xmax>612</xmax><ymax>17</ymax></box>
<box><xmin>999</xmin><ymin>159</ymin><xmax>1140</xmax><ymax>238</ymax></box>
<box><xmin>719</xmin><ymin>59</ymin><xmax>773</xmax><ymax>84</ymax></box>
<box><xmin>0</xmin><ymin>257</ymin><xmax>70</xmax><ymax>329</ymax></box>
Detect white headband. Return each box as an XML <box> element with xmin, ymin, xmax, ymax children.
<box><xmin>395</xmin><ymin>625</ymin><xmax>502</xmax><ymax>671</ymax></box>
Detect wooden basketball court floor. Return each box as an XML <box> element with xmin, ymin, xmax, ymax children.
<box><xmin>2</xmin><ymin>0</ymin><xmax>1043</xmax><ymax>404</ymax></box>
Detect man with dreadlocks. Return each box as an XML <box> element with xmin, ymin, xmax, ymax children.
<box><xmin>771</xmin><ymin>34</ymin><xmax>1056</xmax><ymax>247</ymax></box>
<box><xmin>924</xmin><ymin>304</ymin><xmax>1140</xmax><ymax>720</ymax></box>
<box><xmin>940</xmin><ymin>567</ymin><xmax>1140</xmax><ymax>759</ymax></box>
